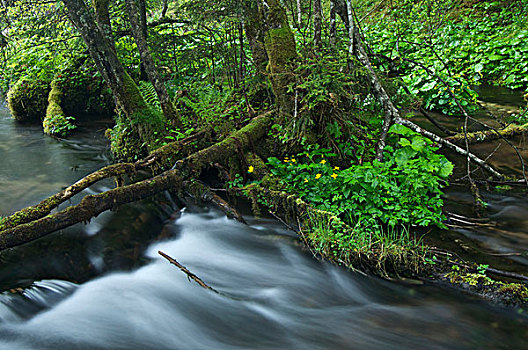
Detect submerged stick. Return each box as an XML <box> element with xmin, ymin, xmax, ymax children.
<box><xmin>158</xmin><ymin>251</ymin><xmax>219</xmax><ymax>293</ymax></box>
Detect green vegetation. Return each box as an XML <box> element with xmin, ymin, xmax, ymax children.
<box><xmin>363</xmin><ymin>0</ymin><xmax>528</xmax><ymax>115</ymax></box>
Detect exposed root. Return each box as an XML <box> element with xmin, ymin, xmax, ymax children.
<box><xmin>183</xmin><ymin>180</ymin><xmax>247</xmax><ymax>224</ymax></box>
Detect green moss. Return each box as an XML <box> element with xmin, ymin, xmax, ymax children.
<box><xmin>497</xmin><ymin>283</ymin><xmax>528</xmax><ymax>300</ymax></box>
<box><xmin>43</xmin><ymin>80</ymin><xmax>77</xmax><ymax>137</ymax></box>
<box><xmin>7</xmin><ymin>78</ymin><xmax>50</xmax><ymax>123</ymax></box>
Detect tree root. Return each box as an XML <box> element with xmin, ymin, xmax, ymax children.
<box><xmin>183</xmin><ymin>180</ymin><xmax>247</xmax><ymax>224</ymax></box>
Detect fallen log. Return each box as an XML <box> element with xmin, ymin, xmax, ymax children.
<box><xmin>0</xmin><ymin>113</ymin><xmax>274</xmax><ymax>251</ymax></box>
<box><xmin>0</xmin><ymin>131</ymin><xmax>206</xmax><ymax>232</ymax></box>
<box><xmin>446</xmin><ymin>122</ymin><xmax>528</xmax><ymax>145</ymax></box>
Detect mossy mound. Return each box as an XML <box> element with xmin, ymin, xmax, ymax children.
<box><xmin>7</xmin><ymin>78</ymin><xmax>51</xmax><ymax>123</ymax></box>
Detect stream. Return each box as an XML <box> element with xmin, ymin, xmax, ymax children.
<box><xmin>0</xmin><ymin>96</ymin><xmax>527</xmax><ymax>349</ymax></box>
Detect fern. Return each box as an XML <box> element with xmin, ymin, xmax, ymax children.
<box><xmin>138</xmin><ymin>81</ymin><xmax>161</xmax><ymax>111</ymax></box>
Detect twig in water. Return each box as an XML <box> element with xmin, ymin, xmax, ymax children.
<box><xmin>159</xmin><ymin>251</ymin><xmax>219</xmax><ymax>294</ymax></box>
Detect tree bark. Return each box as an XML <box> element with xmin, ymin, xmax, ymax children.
<box><xmin>313</xmin><ymin>0</ymin><xmax>322</xmax><ymax>48</ymax></box>
<box><xmin>263</xmin><ymin>0</ymin><xmax>298</xmax><ymax>117</ymax></box>
<box><xmin>125</xmin><ymin>0</ymin><xmax>183</xmax><ymax>128</ymax></box>
<box><xmin>446</xmin><ymin>123</ymin><xmax>528</xmax><ymax>145</ymax></box>
<box><xmin>296</xmin><ymin>0</ymin><xmax>302</xmax><ymax>28</ymax></box>
<box><xmin>242</xmin><ymin>1</ymin><xmax>268</xmax><ymax>78</ymax></box>
<box><xmin>138</xmin><ymin>0</ymin><xmax>149</xmax><ymax>81</ymax></box>
<box><xmin>329</xmin><ymin>0</ymin><xmax>337</xmax><ymax>48</ymax></box>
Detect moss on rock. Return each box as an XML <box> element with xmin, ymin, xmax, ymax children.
<box><xmin>7</xmin><ymin>78</ymin><xmax>50</xmax><ymax>123</ymax></box>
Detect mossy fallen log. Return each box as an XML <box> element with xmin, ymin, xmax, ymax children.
<box><xmin>446</xmin><ymin>123</ymin><xmax>528</xmax><ymax>144</ymax></box>
<box><xmin>0</xmin><ymin>112</ymin><xmax>274</xmax><ymax>251</ymax></box>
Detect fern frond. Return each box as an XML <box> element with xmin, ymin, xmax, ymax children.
<box><xmin>138</xmin><ymin>81</ymin><xmax>162</xmax><ymax>111</ymax></box>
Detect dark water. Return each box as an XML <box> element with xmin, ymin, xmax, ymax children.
<box><xmin>0</xmin><ymin>102</ymin><xmax>527</xmax><ymax>349</ymax></box>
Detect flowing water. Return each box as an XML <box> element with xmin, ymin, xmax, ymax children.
<box><xmin>0</xmin><ymin>99</ymin><xmax>527</xmax><ymax>349</ymax></box>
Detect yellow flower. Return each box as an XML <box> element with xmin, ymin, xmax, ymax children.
<box><xmin>315</xmin><ymin>173</ymin><xmax>322</xmax><ymax>179</ymax></box>
<box><xmin>304</xmin><ymin>178</ymin><xmax>308</xmax><ymax>183</ymax></box>
<box><xmin>291</xmin><ymin>158</ymin><xmax>296</xmax><ymax>163</ymax></box>
<box><xmin>331</xmin><ymin>173</ymin><xmax>338</xmax><ymax>179</ymax></box>
<box><xmin>333</xmin><ymin>166</ymin><xmax>339</xmax><ymax>171</ymax></box>
<box><xmin>320</xmin><ymin>159</ymin><xmax>327</xmax><ymax>165</ymax></box>
<box><xmin>248</xmin><ymin>166</ymin><xmax>254</xmax><ymax>173</ymax></box>
<box><xmin>284</xmin><ymin>158</ymin><xmax>289</xmax><ymax>163</ymax></box>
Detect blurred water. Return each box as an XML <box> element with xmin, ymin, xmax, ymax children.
<box><xmin>0</xmin><ymin>210</ymin><xmax>526</xmax><ymax>349</ymax></box>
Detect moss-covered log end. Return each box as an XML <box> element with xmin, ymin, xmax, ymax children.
<box><xmin>7</xmin><ymin>78</ymin><xmax>50</xmax><ymax>123</ymax></box>
<box><xmin>43</xmin><ymin>80</ymin><xmax>77</xmax><ymax>137</ymax></box>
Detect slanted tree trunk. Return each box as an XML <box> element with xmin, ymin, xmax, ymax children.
<box><xmin>63</xmin><ymin>0</ymin><xmax>164</xmax><ymax>159</ymax></box>
<box><xmin>125</xmin><ymin>0</ymin><xmax>183</xmax><ymax>129</ymax></box>
<box><xmin>0</xmin><ymin>112</ymin><xmax>274</xmax><ymax>250</ymax></box>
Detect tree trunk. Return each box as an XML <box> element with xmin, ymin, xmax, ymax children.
<box><xmin>0</xmin><ymin>113</ymin><xmax>274</xmax><ymax>251</ymax></box>
<box><xmin>125</xmin><ymin>0</ymin><xmax>183</xmax><ymax>129</ymax></box>
<box><xmin>138</xmin><ymin>0</ymin><xmax>149</xmax><ymax>81</ymax></box>
<box><xmin>161</xmin><ymin>0</ymin><xmax>168</xmax><ymax>18</ymax></box>
<box><xmin>313</xmin><ymin>0</ymin><xmax>322</xmax><ymax>48</ymax></box>
<box><xmin>329</xmin><ymin>0</ymin><xmax>337</xmax><ymax>48</ymax></box>
<box><xmin>63</xmin><ymin>0</ymin><xmax>162</xmax><ymax>159</ymax></box>
<box><xmin>346</xmin><ymin>0</ymin><xmax>355</xmax><ymax>57</ymax></box>
<box><xmin>263</xmin><ymin>0</ymin><xmax>298</xmax><ymax>117</ymax></box>
<box><xmin>243</xmin><ymin>2</ymin><xmax>268</xmax><ymax>78</ymax></box>
<box><xmin>296</xmin><ymin>0</ymin><xmax>302</xmax><ymax>28</ymax></box>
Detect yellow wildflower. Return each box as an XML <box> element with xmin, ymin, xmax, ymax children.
<box><xmin>248</xmin><ymin>166</ymin><xmax>254</xmax><ymax>173</ymax></box>
<box><xmin>284</xmin><ymin>158</ymin><xmax>289</xmax><ymax>163</ymax></box>
<box><xmin>304</xmin><ymin>178</ymin><xmax>308</xmax><ymax>183</ymax></box>
<box><xmin>291</xmin><ymin>158</ymin><xmax>296</xmax><ymax>163</ymax></box>
<box><xmin>320</xmin><ymin>159</ymin><xmax>327</xmax><ymax>165</ymax></box>
<box><xmin>333</xmin><ymin>166</ymin><xmax>339</xmax><ymax>171</ymax></box>
<box><xmin>315</xmin><ymin>173</ymin><xmax>322</xmax><ymax>179</ymax></box>
<box><xmin>331</xmin><ymin>173</ymin><xmax>338</xmax><ymax>179</ymax></box>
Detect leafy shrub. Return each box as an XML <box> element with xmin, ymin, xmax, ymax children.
<box><xmin>43</xmin><ymin>114</ymin><xmax>77</xmax><ymax>137</ymax></box>
<box><xmin>266</xmin><ymin>125</ymin><xmax>452</xmax><ymax>228</ymax></box>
